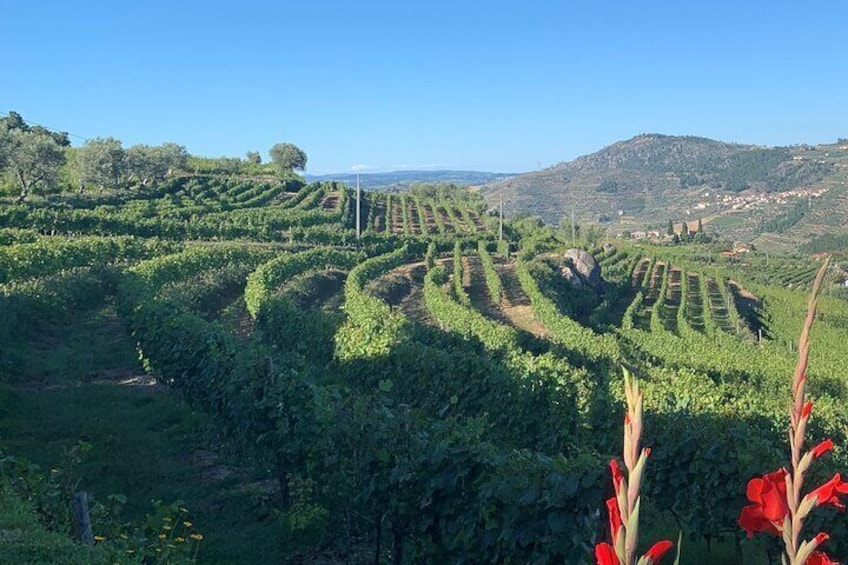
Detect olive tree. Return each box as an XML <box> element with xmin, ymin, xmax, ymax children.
<box><xmin>0</xmin><ymin>128</ymin><xmax>8</xmax><ymax>171</ymax></box>
<box><xmin>0</xmin><ymin>111</ymin><xmax>69</xmax><ymax>200</ymax></box>
<box><xmin>78</xmin><ymin>137</ymin><xmax>126</xmax><ymax>192</ymax></box>
<box><xmin>127</xmin><ymin>143</ymin><xmax>188</xmax><ymax>186</ymax></box>
<box><xmin>269</xmin><ymin>142</ymin><xmax>307</xmax><ymax>173</ymax></box>
<box><xmin>3</xmin><ymin>129</ymin><xmax>66</xmax><ymax>201</ymax></box>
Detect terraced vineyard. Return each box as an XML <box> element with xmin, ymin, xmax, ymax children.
<box><xmin>361</xmin><ymin>192</ymin><xmax>492</xmax><ymax>236</ymax></box>
<box><xmin>2</xmin><ymin>178</ymin><xmax>848</xmax><ymax>563</ymax></box>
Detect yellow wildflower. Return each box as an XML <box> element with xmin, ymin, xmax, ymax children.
<box><xmin>189</xmin><ymin>533</ymin><xmax>204</xmax><ymax>541</ymax></box>
<box><xmin>183</xmin><ymin>521</ymin><xmax>193</xmax><ymax>528</ymax></box>
<box><xmin>94</xmin><ymin>535</ymin><xmax>106</xmax><ymax>542</ymax></box>
<box><xmin>176</xmin><ymin>537</ymin><xmax>185</xmax><ymax>543</ymax></box>
<box><xmin>158</xmin><ymin>534</ymin><xmax>167</xmax><ymax>540</ymax></box>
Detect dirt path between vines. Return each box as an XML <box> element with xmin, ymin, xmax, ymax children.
<box><xmin>494</xmin><ymin>261</ymin><xmax>549</xmax><ymax>339</ymax></box>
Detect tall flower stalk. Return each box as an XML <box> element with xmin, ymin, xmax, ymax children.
<box><xmin>596</xmin><ymin>368</ymin><xmax>673</xmax><ymax>565</ymax></box>
<box><xmin>739</xmin><ymin>259</ymin><xmax>847</xmax><ymax>565</ymax></box>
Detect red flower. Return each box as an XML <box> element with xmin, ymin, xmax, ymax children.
<box><xmin>642</xmin><ymin>540</ymin><xmax>674</xmax><ymax>564</ymax></box>
<box><xmin>595</xmin><ymin>542</ymin><xmax>620</xmax><ymax>565</ymax></box>
<box><xmin>606</xmin><ymin>497</ymin><xmax>622</xmax><ymax>540</ymax></box>
<box><xmin>738</xmin><ymin>469</ymin><xmax>789</xmax><ymax>537</ymax></box>
<box><xmin>807</xmin><ymin>552</ymin><xmax>838</xmax><ymax>565</ymax></box>
<box><xmin>811</xmin><ymin>439</ymin><xmax>834</xmax><ymax>459</ymax></box>
<box><xmin>802</xmin><ymin>401</ymin><xmax>813</xmax><ymax>419</ymax></box>
<box><xmin>806</xmin><ymin>474</ymin><xmax>848</xmax><ymax>510</ymax></box>
<box><xmin>610</xmin><ymin>459</ymin><xmax>624</xmax><ymax>493</ymax></box>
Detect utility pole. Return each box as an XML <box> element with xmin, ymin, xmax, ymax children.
<box><xmin>498</xmin><ymin>196</ymin><xmax>504</xmax><ymax>241</ymax></box>
<box><xmin>356</xmin><ymin>173</ymin><xmax>361</xmax><ymax>241</ymax></box>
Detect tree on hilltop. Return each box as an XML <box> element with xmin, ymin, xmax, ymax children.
<box><xmin>269</xmin><ymin>143</ymin><xmax>307</xmax><ymax>173</ymax></box>
<box><xmin>0</xmin><ymin>111</ymin><xmax>70</xmax><ymax>147</ymax></box>
<box><xmin>78</xmin><ymin>137</ymin><xmax>126</xmax><ymax>192</ymax></box>
<box><xmin>127</xmin><ymin>143</ymin><xmax>188</xmax><ymax>186</ymax></box>
<box><xmin>0</xmin><ymin>111</ymin><xmax>68</xmax><ymax>201</ymax></box>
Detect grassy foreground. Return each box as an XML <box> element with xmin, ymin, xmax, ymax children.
<box><xmin>0</xmin><ymin>298</ymin><xmax>286</xmax><ymax>564</ymax></box>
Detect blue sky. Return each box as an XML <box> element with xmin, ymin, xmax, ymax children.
<box><xmin>3</xmin><ymin>1</ymin><xmax>847</xmax><ymax>173</ymax></box>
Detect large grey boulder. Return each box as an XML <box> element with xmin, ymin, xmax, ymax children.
<box><xmin>561</xmin><ymin>249</ymin><xmax>602</xmax><ymax>289</ymax></box>
<box><xmin>560</xmin><ymin>265</ymin><xmax>584</xmax><ymax>289</ymax></box>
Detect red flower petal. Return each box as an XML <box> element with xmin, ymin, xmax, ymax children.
<box><xmin>814</xmin><ymin>532</ymin><xmax>830</xmax><ymax>546</ymax></box>
<box><xmin>595</xmin><ymin>542</ymin><xmax>620</xmax><ymax>565</ymax></box>
<box><xmin>807</xmin><ymin>551</ymin><xmax>838</xmax><ymax>565</ymax></box>
<box><xmin>755</xmin><ymin>469</ymin><xmax>790</xmax><ymax>522</ymax></box>
<box><xmin>811</xmin><ymin>439</ymin><xmax>834</xmax><ymax>459</ymax></box>
<box><xmin>643</xmin><ymin>540</ymin><xmax>673</xmax><ymax>563</ymax></box>
<box><xmin>738</xmin><ymin>469</ymin><xmax>789</xmax><ymax>537</ymax></box>
<box><xmin>609</xmin><ymin>459</ymin><xmax>624</xmax><ymax>493</ymax></box>
<box><xmin>739</xmin><ymin>504</ymin><xmax>781</xmax><ymax>537</ymax></box>
<box><xmin>803</xmin><ymin>401</ymin><xmax>813</xmax><ymax>418</ymax></box>
<box><xmin>806</xmin><ymin>474</ymin><xmax>848</xmax><ymax>510</ymax></box>
<box><xmin>606</xmin><ymin>497</ymin><xmax>622</xmax><ymax>540</ymax></box>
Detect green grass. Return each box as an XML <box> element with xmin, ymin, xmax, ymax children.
<box><xmin>0</xmin><ymin>385</ymin><xmax>206</xmax><ymax>517</ymax></box>
<box><xmin>0</xmin><ymin>487</ymin><xmax>137</xmax><ymax>565</ymax></box>
<box><xmin>0</xmin><ymin>300</ymin><xmax>286</xmax><ymax>564</ymax></box>
<box><xmin>3</xmin><ymin>305</ymin><xmax>141</xmax><ymax>387</ymax></box>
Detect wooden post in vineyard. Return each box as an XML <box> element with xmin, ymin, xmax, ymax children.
<box><xmin>356</xmin><ymin>173</ymin><xmax>361</xmax><ymax>241</ymax></box>
<box><xmin>260</xmin><ymin>355</ymin><xmax>275</xmax><ymax>401</ymax></box>
<box><xmin>72</xmin><ymin>492</ymin><xmax>94</xmax><ymax>546</ymax></box>
<box><xmin>263</xmin><ymin>355</ymin><xmax>275</xmax><ymax>386</ymax></box>
<box><xmin>498</xmin><ymin>195</ymin><xmax>503</xmax><ymax>241</ymax></box>
<box><xmin>263</xmin><ymin>355</ymin><xmax>290</xmax><ymax>508</ymax></box>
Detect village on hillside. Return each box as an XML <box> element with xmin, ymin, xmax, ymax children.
<box><xmin>616</xmin><ymin>185</ymin><xmax>831</xmax><ymax>244</ymax></box>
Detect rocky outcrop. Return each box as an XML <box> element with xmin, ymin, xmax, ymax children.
<box><xmin>560</xmin><ymin>249</ymin><xmax>602</xmax><ymax>289</ymax></box>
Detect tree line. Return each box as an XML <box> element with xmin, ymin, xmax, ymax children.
<box><xmin>0</xmin><ymin>111</ymin><xmax>307</xmax><ymax>201</ymax></box>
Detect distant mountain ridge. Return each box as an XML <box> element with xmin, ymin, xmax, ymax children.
<box><xmin>480</xmin><ymin>134</ymin><xmax>847</xmax><ymax>250</ymax></box>
<box><xmin>560</xmin><ymin>134</ymin><xmax>744</xmax><ymax>174</ymax></box>
<box><xmin>306</xmin><ymin>170</ymin><xmax>517</xmax><ymax>191</ymax></box>
<box><xmin>554</xmin><ymin>134</ymin><xmax>830</xmax><ymax>192</ymax></box>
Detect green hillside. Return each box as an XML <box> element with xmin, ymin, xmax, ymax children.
<box><xmin>480</xmin><ymin>134</ymin><xmax>848</xmax><ymax>252</ymax></box>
